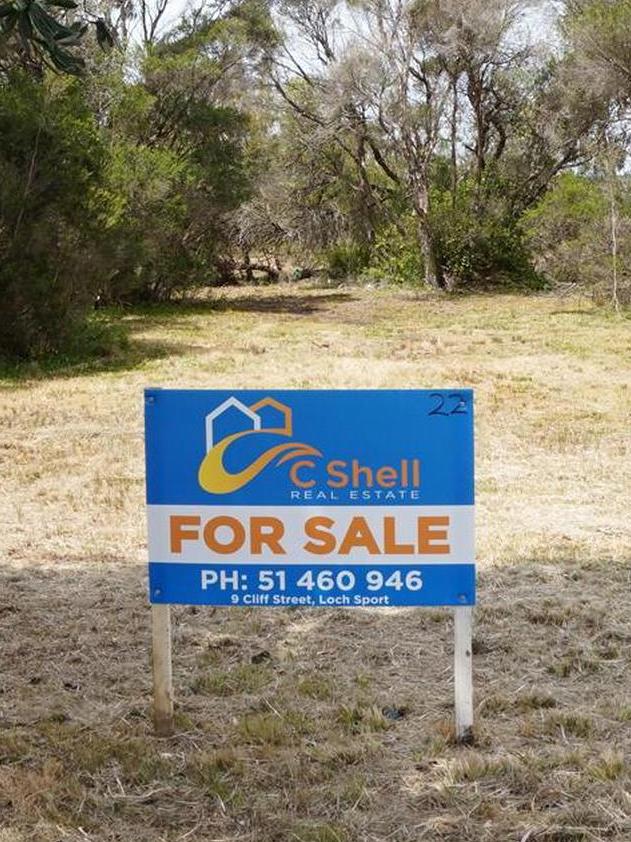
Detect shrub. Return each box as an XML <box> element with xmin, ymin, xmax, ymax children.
<box><xmin>523</xmin><ymin>172</ymin><xmax>631</xmax><ymax>304</ymax></box>
<box><xmin>101</xmin><ymin>142</ymin><xmax>199</xmax><ymax>303</ymax></box>
<box><xmin>364</xmin><ymin>215</ymin><xmax>424</xmax><ymax>285</ymax></box>
<box><xmin>0</xmin><ymin>74</ymin><xmax>108</xmax><ymax>358</ymax></box>
<box><xmin>432</xmin><ymin>184</ymin><xmax>540</xmax><ymax>288</ymax></box>
<box><xmin>100</xmin><ymin>91</ymin><xmax>253</xmax><ymax>302</ymax></box>
<box><xmin>325</xmin><ymin>240</ymin><xmax>371</xmax><ymax>280</ymax></box>
<box><xmin>365</xmin><ymin>188</ymin><xmax>539</xmax><ymax>289</ymax></box>
<box><xmin>523</xmin><ymin>173</ymin><xmax>608</xmax><ymax>286</ymax></box>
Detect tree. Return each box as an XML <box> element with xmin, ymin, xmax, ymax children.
<box><xmin>93</xmin><ymin>0</ymin><xmax>277</xmax><ymax>300</ymax></box>
<box><xmin>562</xmin><ymin>0</ymin><xmax>631</xmax><ymax>102</ymax></box>
<box><xmin>267</xmin><ymin>0</ymin><xmax>621</xmax><ymax>288</ymax></box>
<box><xmin>0</xmin><ymin>73</ymin><xmax>109</xmax><ymax>356</ymax></box>
<box><xmin>270</xmin><ymin>0</ymin><xmax>532</xmax><ymax>286</ymax></box>
<box><xmin>0</xmin><ymin>0</ymin><xmax>114</xmax><ymax>75</ymax></box>
<box><xmin>524</xmin><ymin>169</ymin><xmax>631</xmax><ymax>304</ymax></box>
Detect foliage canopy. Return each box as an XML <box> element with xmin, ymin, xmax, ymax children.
<box><xmin>1</xmin><ymin>0</ymin><xmax>630</xmax><ymax>358</ymax></box>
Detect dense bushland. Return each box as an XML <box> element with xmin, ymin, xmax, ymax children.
<box><xmin>0</xmin><ymin>0</ymin><xmax>629</xmax><ymax>358</ymax></box>
<box><xmin>0</xmin><ymin>75</ymin><xmax>107</xmax><ymax>357</ymax></box>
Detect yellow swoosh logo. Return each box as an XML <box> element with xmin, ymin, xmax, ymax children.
<box><xmin>198</xmin><ymin>428</ymin><xmax>322</xmax><ymax>494</ymax></box>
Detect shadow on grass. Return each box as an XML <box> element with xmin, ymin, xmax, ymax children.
<box><xmin>548</xmin><ymin>308</ymin><xmax>601</xmax><ymax>317</ymax></box>
<box><xmin>0</xmin><ymin>313</ymin><xmax>196</xmax><ymax>384</ymax></box>
<box><xmin>116</xmin><ymin>290</ymin><xmax>356</xmax><ymax>325</ymax></box>
<box><xmin>213</xmin><ymin>290</ymin><xmax>356</xmax><ymax>315</ymax></box>
<box><xmin>1</xmin><ymin>552</ymin><xmax>626</xmax><ymax>732</ymax></box>
<box><xmin>0</xmin><ymin>289</ymin><xmax>360</xmax><ymax>383</ymax></box>
<box><xmin>2</xmin><ymin>552</ymin><xmax>630</xmax><ymax>842</ymax></box>
<box><xmin>118</xmin><ymin>297</ymin><xmax>220</xmax><ymax>330</ymax></box>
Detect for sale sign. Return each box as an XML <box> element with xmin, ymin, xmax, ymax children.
<box><xmin>145</xmin><ymin>389</ymin><xmax>474</xmax><ymax>607</ymax></box>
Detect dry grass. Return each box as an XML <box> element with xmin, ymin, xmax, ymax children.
<box><xmin>1</xmin><ymin>284</ymin><xmax>630</xmax><ymax>841</ymax></box>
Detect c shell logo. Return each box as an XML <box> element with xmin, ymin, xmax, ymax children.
<box><xmin>198</xmin><ymin>396</ymin><xmax>322</xmax><ymax>494</ymax></box>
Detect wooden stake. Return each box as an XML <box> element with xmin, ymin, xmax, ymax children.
<box><xmin>454</xmin><ymin>606</ymin><xmax>474</xmax><ymax>744</ymax></box>
<box><xmin>152</xmin><ymin>604</ymin><xmax>174</xmax><ymax>736</ymax></box>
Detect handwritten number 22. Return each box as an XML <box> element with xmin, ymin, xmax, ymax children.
<box><xmin>428</xmin><ymin>392</ymin><xmax>468</xmax><ymax>416</ymax></box>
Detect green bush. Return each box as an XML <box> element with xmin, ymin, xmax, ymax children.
<box><xmin>100</xmin><ymin>86</ymin><xmax>253</xmax><ymax>302</ymax></box>
<box><xmin>0</xmin><ymin>74</ymin><xmax>108</xmax><ymax>358</ymax></box>
<box><xmin>325</xmin><ymin>240</ymin><xmax>371</xmax><ymax>279</ymax></box>
<box><xmin>523</xmin><ymin>172</ymin><xmax>631</xmax><ymax>303</ymax></box>
<box><xmin>364</xmin><ymin>186</ymin><xmax>539</xmax><ymax>289</ymax></box>
<box><xmin>364</xmin><ymin>215</ymin><xmax>424</xmax><ymax>285</ymax></box>
<box><xmin>101</xmin><ymin>142</ymin><xmax>198</xmax><ymax>303</ymax></box>
<box><xmin>523</xmin><ymin>173</ymin><xmax>608</xmax><ymax>286</ymax></box>
<box><xmin>432</xmin><ymin>184</ymin><xmax>540</xmax><ymax>287</ymax></box>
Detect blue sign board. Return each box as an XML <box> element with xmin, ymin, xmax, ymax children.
<box><xmin>145</xmin><ymin>389</ymin><xmax>475</xmax><ymax>607</ymax></box>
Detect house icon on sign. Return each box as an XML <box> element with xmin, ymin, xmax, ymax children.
<box><xmin>205</xmin><ymin>398</ymin><xmax>261</xmax><ymax>452</ymax></box>
<box><xmin>204</xmin><ymin>396</ymin><xmax>294</xmax><ymax>452</ymax></box>
<box><xmin>249</xmin><ymin>397</ymin><xmax>292</xmax><ymax>436</ymax></box>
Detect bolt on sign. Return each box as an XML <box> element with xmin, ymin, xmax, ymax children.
<box><xmin>144</xmin><ymin>389</ymin><xmax>475</xmax><ymax>739</ymax></box>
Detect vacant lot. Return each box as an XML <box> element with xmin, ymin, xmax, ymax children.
<box><xmin>1</xmin><ymin>285</ymin><xmax>630</xmax><ymax>842</ymax></box>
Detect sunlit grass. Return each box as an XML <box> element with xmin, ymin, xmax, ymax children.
<box><xmin>1</xmin><ymin>284</ymin><xmax>630</xmax><ymax>841</ymax></box>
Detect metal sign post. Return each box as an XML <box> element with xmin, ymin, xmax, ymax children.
<box><xmin>145</xmin><ymin>389</ymin><xmax>475</xmax><ymax>741</ymax></box>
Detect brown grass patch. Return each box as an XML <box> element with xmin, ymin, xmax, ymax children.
<box><xmin>1</xmin><ymin>285</ymin><xmax>630</xmax><ymax>840</ymax></box>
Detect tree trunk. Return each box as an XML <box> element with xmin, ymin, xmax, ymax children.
<box><xmin>450</xmin><ymin>73</ymin><xmax>458</xmax><ymax>210</ymax></box>
<box><xmin>243</xmin><ymin>250</ymin><xmax>253</xmax><ymax>283</ymax></box>
<box><xmin>355</xmin><ymin>129</ymin><xmax>376</xmax><ymax>245</ymax></box>
<box><xmin>413</xmin><ymin>179</ymin><xmax>445</xmax><ymax>290</ymax></box>
<box><xmin>419</xmin><ymin>220</ymin><xmax>443</xmax><ymax>289</ymax></box>
<box><xmin>466</xmin><ymin>70</ymin><xmax>486</xmax><ymax>210</ymax></box>
<box><xmin>604</xmin><ymin>140</ymin><xmax>621</xmax><ymax>313</ymax></box>
<box><xmin>609</xmin><ymin>179</ymin><xmax>619</xmax><ymax>312</ymax></box>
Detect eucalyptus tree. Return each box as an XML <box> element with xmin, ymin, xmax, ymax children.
<box><xmin>269</xmin><ymin>0</ymin><xmax>542</xmax><ymax>286</ymax></box>
<box><xmin>280</xmin><ymin>0</ymin><xmax>627</xmax><ymax>285</ymax></box>
<box><xmin>265</xmin><ymin>0</ymin><xmax>394</xmax><ymax>259</ymax></box>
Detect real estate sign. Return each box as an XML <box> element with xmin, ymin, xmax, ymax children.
<box><xmin>145</xmin><ymin>389</ymin><xmax>475</xmax><ymax>607</ymax></box>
